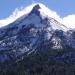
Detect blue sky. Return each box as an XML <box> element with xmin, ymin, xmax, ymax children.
<box><xmin>0</xmin><ymin>0</ymin><xmax>75</xmax><ymax>19</ymax></box>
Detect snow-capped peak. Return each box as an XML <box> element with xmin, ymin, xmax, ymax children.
<box><xmin>0</xmin><ymin>3</ymin><xmax>62</xmax><ymax>27</ymax></box>
<box><xmin>0</xmin><ymin>3</ymin><xmax>68</xmax><ymax>31</ymax></box>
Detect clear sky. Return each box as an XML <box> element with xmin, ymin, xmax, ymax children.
<box><xmin>0</xmin><ymin>0</ymin><xmax>75</xmax><ymax>19</ymax></box>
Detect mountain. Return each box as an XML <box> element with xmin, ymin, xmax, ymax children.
<box><xmin>0</xmin><ymin>3</ymin><xmax>75</xmax><ymax>75</ymax></box>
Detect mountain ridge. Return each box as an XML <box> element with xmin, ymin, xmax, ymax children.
<box><xmin>0</xmin><ymin>3</ymin><xmax>70</xmax><ymax>29</ymax></box>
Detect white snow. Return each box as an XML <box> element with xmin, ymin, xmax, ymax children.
<box><xmin>0</xmin><ymin>4</ymin><xmax>36</xmax><ymax>27</ymax></box>
<box><xmin>0</xmin><ymin>3</ymin><xmax>61</xmax><ymax>27</ymax></box>
<box><xmin>0</xmin><ymin>3</ymin><xmax>74</xmax><ymax>29</ymax></box>
<box><xmin>51</xmin><ymin>37</ymin><xmax>62</xmax><ymax>49</ymax></box>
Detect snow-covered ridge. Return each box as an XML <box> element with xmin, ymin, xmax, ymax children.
<box><xmin>2</xmin><ymin>3</ymin><xmax>67</xmax><ymax>31</ymax></box>
<box><xmin>0</xmin><ymin>3</ymin><xmax>75</xmax><ymax>29</ymax></box>
<box><xmin>0</xmin><ymin>3</ymin><xmax>74</xmax><ymax>29</ymax></box>
<box><xmin>0</xmin><ymin>3</ymin><xmax>61</xmax><ymax>27</ymax></box>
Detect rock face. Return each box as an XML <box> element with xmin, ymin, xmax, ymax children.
<box><xmin>0</xmin><ymin>3</ymin><xmax>75</xmax><ymax>75</ymax></box>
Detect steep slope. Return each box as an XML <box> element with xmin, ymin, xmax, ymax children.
<box><xmin>0</xmin><ymin>3</ymin><xmax>72</xmax><ymax>62</ymax></box>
